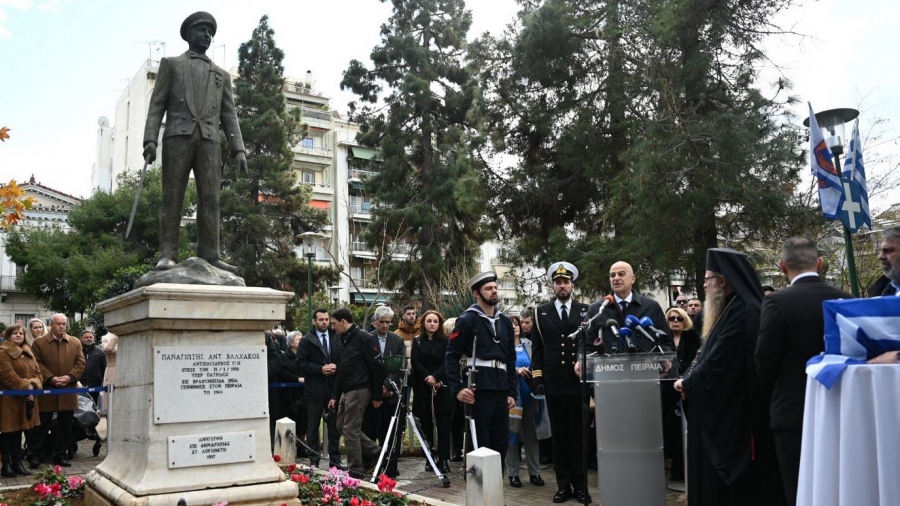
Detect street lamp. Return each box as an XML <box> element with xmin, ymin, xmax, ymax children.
<box><xmin>803</xmin><ymin>107</ymin><xmax>861</xmax><ymax>296</ymax></box>
<box><xmin>300</xmin><ymin>231</ymin><xmax>324</xmax><ymax>331</ymax></box>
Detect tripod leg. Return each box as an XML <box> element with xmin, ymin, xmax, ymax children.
<box><xmin>408</xmin><ymin>413</ymin><xmax>451</xmax><ymax>487</ymax></box>
<box><xmin>370</xmin><ymin>415</ymin><xmax>399</xmax><ymax>482</ymax></box>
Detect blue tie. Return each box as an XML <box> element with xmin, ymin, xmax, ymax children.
<box><xmin>320</xmin><ymin>333</ymin><xmax>329</xmax><ymax>360</ymax></box>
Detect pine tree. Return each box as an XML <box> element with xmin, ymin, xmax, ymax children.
<box><xmin>475</xmin><ymin>0</ymin><xmax>805</xmax><ymax>296</ymax></box>
<box><xmin>222</xmin><ymin>16</ymin><xmax>331</xmax><ymax>291</ymax></box>
<box><xmin>340</xmin><ymin>0</ymin><xmax>487</xmax><ymax>299</ymax></box>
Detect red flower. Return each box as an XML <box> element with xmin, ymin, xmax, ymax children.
<box><xmin>50</xmin><ymin>482</ymin><xmax>63</xmax><ymax>497</ymax></box>
<box><xmin>291</xmin><ymin>473</ymin><xmax>302</xmax><ymax>483</ymax></box>
<box><xmin>273</xmin><ymin>454</ymin><xmax>282</xmax><ymax>462</ymax></box>
<box><xmin>377</xmin><ymin>473</ymin><xmax>397</xmax><ymax>492</ymax></box>
<box><xmin>287</xmin><ymin>463</ymin><xmax>297</xmax><ymax>473</ymax></box>
<box><xmin>299</xmin><ymin>474</ymin><xmax>310</xmax><ymax>484</ymax></box>
<box><xmin>350</xmin><ymin>498</ymin><xmax>360</xmax><ymax>506</ymax></box>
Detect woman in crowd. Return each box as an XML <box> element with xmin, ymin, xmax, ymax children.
<box><xmin>25</xmin><ymin>318</ymin><xmax>45</xmax><ymax>347</ymax></box>
<box><xmin>411</xmin><ymin>310</ymin><xmax>454</xmax><ymax>473</ymax></box>
<box><xmin>506</xmin><ymin>315</ymin><xmax>544</xmax><ymax>487</ymax></box>
<box><xmin>278</xmin><ymin>331</ymin><xmax>307</xmax><ymax>443</ymax></box>
<box><xmin>0</xmin><ymin>324</ymin><xmax>42</xmax><ymax>476</ymax></box>
<box><xmin>663</xmin><ymin>306</ymin><xmax>702</xmax><ymax>483</ymax></box>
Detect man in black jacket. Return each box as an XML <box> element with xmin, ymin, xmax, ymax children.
<box><xmin>362</xmin><ymin>305</ymin><xmax>406</xmax><ymax>477</ymax></box>
<box><xmin>298</xmin><ymin>309</ymin><xmax>343</xmax><ymax>468</ymax></box>
<box><xmin>79</xmin><ymin>330</ymin><xmax>106</xmax><ymax>405</ymax></box>
<box><xmin>755</xmin><ymin>237</ymin><xmax>852</xmax><ymax>506</ymax></box>
<box><xmin>585</xmin><ymin>261</ymin><xmax>674</xmax><ymax>355</ymax></box>
<box><xmin>328</xmin><ymin>309</ymin><xmax>386</xmax><ymax>479</ymax></box>
<box><xmin>532</xmin><ymin>262</ymin><xmax>590</xmax><ymax>503</ymax></box>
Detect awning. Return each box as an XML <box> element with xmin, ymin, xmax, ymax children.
<box><xmin>352</xmin><ymin>293</ymin><xmax>391</xmax><ymax>304</ymax></box>
<box><xmin>350</xmin><ymin>146</ymin><xmax>378</xmax><ymax>160</ymax></box>
<box><xmin>309</xmin><ymin>200</ymin><xmax>330</xmax><ymax>210</ymax></box>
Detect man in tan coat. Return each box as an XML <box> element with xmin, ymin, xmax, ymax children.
<box><xmin>29</xmin><ymin>314</ymin><xmax>85</xmax><ymax>468</ymax></box>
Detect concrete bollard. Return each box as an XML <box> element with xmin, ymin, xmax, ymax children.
<box><xmin>273</xmin><ymin>417</ymin><xmax>296</xmax><ymax>464</ymax></box>
<box><xmin>466</xmin><ymin>447</ymin><xmax>503</xmax><ymax>506</ymax></box>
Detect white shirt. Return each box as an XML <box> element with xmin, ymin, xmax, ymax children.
<box><xmin>790</xmin><ymin>272</ymin><xmax>819</xmax><ymax>285</ymax></box>
<box><xmin>554</xmin><ymin>299</ymin><xmax>571</xmax><ymax>320</ymax></box>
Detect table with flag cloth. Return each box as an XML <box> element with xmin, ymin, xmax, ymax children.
<box><xmin>797</xmin><ymin>365</ymin><xmax>900</xmax><ymax>506</ymax></box>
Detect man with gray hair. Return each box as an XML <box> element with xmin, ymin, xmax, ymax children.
<box><xmin>869</xmin><ymin>227</ymin><xmax>900</xmax><ymax>296</ymax></box>
<box><xmin>362</xmin><ymin>305</ymin><xmax>406</xmax><ymax>476</ymax></box>
<box><xmin>29</xmin><ymin>314</ymin><xmax>85</xmax><ymax>468</ymax></box>
<box><xmin>755</xmin><ymin>237</ymin><xmax>852</xmax><ymax>505</ymax></box>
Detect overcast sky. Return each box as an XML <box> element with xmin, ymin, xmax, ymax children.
<box><xmin>1</xmin><ymin>0</ymin><xmax>898</xmax><ymax>210</ymax></box>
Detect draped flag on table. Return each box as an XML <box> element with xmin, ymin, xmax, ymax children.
<box><xmin>842</xmin><ymin>119</ymin><xmax>872</xmax><ymax>230</ymax></box>
<box><xmin>806</xmin><ymin>297</ymin><xmax>900</xmax><ymax>388</ymax></box>
<box><xmin>808</xmin><ymin>103</ymin><xmax>844</xmax><ymax>220</ymax></box>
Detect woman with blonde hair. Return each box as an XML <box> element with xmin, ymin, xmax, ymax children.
<box><xmin>663</xmin><ymin>305</ymin><xmax>701</xmax><ymax>483</ymax></box>
<box><xmin>0</xmin><ymin>324</ymin><xmax>42</xmax><ymax>476</ymax></box>
<box><xmin>25</xmin><ymin>318</ymin><xmax>46</xmax><ymax>347</ymax></box>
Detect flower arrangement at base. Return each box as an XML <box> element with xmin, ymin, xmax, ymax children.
<box><xmin>285</xmin><ymin>463</ymin><xmax>407</xmax><ymax>506</ymax></box>
<box><xmin>30</xmin><ymin>465</ymin><xmax>85</xmax><ymax>506</ymax></box>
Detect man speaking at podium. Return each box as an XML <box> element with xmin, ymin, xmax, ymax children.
<box><xmin>586</xmin><ymin>261</ymin><xmax>671</xmax><ymax>354</ymax></box>
<box><xmin>532</xmin><ymin>262</ymin><xmax>590</xmax><ymax>503</ymax></box>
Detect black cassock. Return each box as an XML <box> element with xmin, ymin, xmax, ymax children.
<box><xmin>682</xmin><ymin>294</ymin><xmax>785</xmax><ymax>506</ymax></box>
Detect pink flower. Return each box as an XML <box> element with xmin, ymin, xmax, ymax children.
<box><xmin>68</xmin><ymin>475</ymin><xmax>85</xmax><ymax>489</ymax></box>
<box><xmin>49</xmin><ymin>482</ymin><xmax>63</xmax><ymax>497</ymax></box>
<box><xmin>212</xmin><ymin>502</ymin><xmax>228</xmax><ymax>506</ymax></box>
<box><xmin>34</xmin><ymin>483</ymin><xmax>52</xmax><ymax>497</ymax></box>
<box><xmin>53</xmin><ymin>464</ymin><xmax>62</xmax><ymax>474</ymax></box>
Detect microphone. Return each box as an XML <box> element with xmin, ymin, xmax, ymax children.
<box><xmin>625</xmin><ymin>314</ymin><xmax>657</xmax><ymax>345</ymax></box>
<box><xmin>639</xmin><ymin>316</ymin><xmax>668</xmax><ymax>338</ymax></box>
<box><xmin>618</xmin><ymin>327</ymin><xmax>639</xmax><ymax>353</ymax></box>
<box><xmin>604</xmin><ymin>319</ymin><xmax>620</xmax><ymax>352</ymax></box>
<box><xmin>567</xmin><ymin>295</ymin><xmax>616</xmax><ymax>340</ymax></box>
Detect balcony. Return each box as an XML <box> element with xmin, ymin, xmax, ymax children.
<box><xmin>351</xmin><ymin>278</ymin><xmax>379</xmax><ymax>290</ymax></box>
<box><xmin>0</xmin><ymin>275</ymin><xmax>20</xmax><ymax>291</ymax></box>
<box><xmin>294</xmin><ymin>145</ymin><xmax>333</xmax><ymax>167</ymax></box>
<box><xmin>350</xmin><ymin>202</ymin><xmax>374</xmax><ymax>220</ymax></box>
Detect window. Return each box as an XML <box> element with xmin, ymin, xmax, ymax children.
<box><xmin>301</xmin><ymin>171</ymin><xmax>316</xmax><ymax>184</ymax></box>
<box><xmin>301</xmin><ymin>137</ymin><xmax>314</xmax><ymax>148</ymax></box>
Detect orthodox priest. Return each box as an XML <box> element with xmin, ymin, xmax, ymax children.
<box><xmin>673</xmin><ymin>248</ymin><xmax>784</xmax><ymax>506</ymax></box>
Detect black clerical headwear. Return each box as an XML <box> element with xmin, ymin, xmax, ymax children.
<box><xmin>706</xmin><ymin>248</ymin><xmax>764</xmax><ymax>312</ymax></box>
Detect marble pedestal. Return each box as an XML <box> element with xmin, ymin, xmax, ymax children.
<box><xmin>85</xmin><ymin>283</ymin><xmax>299</xmax><ymax>506</ymax></box>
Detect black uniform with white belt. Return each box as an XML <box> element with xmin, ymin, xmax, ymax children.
<box><xmin>445</xmin><ymin>305</ymin><xmax>517</xmax><ymax>460</ymax></box>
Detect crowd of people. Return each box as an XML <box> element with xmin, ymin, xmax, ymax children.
<box><xmin>0</xmin><ymin>314</ymin><xmax>115</xmax><ymax>477</ymax></box>
<box><xmin>267</xmin><ymin>227</ymin><xmax>900</xmax><ymax>505</ymax></box>
<box><xmin>4</xmin><ymin>227</ymin><xmax>898</xmax><ymax>504</ymax></box>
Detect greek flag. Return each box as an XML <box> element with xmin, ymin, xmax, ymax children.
<box><xmin>806</xmin><ymin>297</ymin><xmax>900</xmax><ymax>387</ymax></box>
<box><xmin>842</xmin><ymin>119</ymin><xmax>872</xmax><ymax>229</ymax></box>
<box><xmin>808</xmin><ymin>103</ymin><xmax>844</xmax><ymax>220</ymax></box>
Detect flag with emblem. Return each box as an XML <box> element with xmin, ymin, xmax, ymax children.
<box><xmin>842</xmin><ymin>118</ymin><xmax>872</xmax><ymax>230</ymax></box>
<box><xmin>808</xmin><ymin>103</ymin><xmax>844</xmax><ymax>220</ymax></box>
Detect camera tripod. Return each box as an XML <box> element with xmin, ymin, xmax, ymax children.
<box><xmin>371</xmin><ymin>369</ymin><xmax>451</xmax><ymax>488</ymax></box>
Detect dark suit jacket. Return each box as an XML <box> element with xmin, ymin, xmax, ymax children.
<box><xmin>586</xmin><ymin>291</ymin><xmax>674</xmax><ymax>354</ymax></box>
<box><xmin>144</xmin><ymin>51</ymin><xmax>244</xmax><ymax>154</ymax></box>
<box><xmin>755</xmin><ymin>275</ymin><xmax>852</xmax><ymax>431</ymax></box>
<box><xmin>532</xmin><ymin>300</ymin><xmax>590</xmax><ymax>396</ymax></box>
<box><xmin>297</xmin><ymin>329</ymin><xmax>342</xmax><ymax>399</ymax></box>
<box><xmin>373</xmin><ymin>331</ymin><xmax>406</xmax><ymax>397</ymax></box>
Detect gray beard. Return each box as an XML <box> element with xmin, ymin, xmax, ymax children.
<box><xmin>701</xmin><ymin>290</ymin><xmax>725</xmax><ymax>340</ymax></box>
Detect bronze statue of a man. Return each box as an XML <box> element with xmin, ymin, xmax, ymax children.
<box><xmin>143</xmin><ymin>11</ymin><xmax>246</xmax><ymax>273</ymax></box>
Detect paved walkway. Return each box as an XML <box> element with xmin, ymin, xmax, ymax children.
<box><xmin>0</xmin><ymin>419</ymin><xmax>687</xmax><ymax>505</ymax></box>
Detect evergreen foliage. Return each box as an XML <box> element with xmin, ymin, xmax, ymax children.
<box><xmin>473</xmin><ymin>0</ymin><xmax>805</xmax><ymax>296</ymax></box>
<box><xmin>223</xmin><ymin>15</ymin><xmax>334</xmax><ymax>292</ymax></box>
<box><xmin>5</xmin><ymin>167</ymin><xmax>191</xmax><ymax>315</ymax></box>
<box><xmin>341</xmin><ymin>0</ymin><xmax>487</xmax><ymax>299</ymax></box>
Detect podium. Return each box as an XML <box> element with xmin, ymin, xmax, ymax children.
<box><xmin>586</xmin><ymin>353</ymin><xmax>677</xmax><ymax>506</ymax></box>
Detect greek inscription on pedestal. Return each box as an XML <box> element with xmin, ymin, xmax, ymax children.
<box><xmin>168</xmin><ymin>431</ymin><xmax>255</xmax><ymax>468</ymax></box>
<box><xmin>154</xmin><ymin>346</ymin><xmax>268</xmax><ymax>424</ymax></box>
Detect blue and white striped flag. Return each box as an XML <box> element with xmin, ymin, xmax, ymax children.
<box><xmin>808</xmin><ymin>103</ymin><xmax>844</xmax><ymax>220</ymax></box>
<box><xmin>842</xmin><ymin>119</ymin><xmax>872</xmax><ymax>229</ymax></box>
<box><xmin>807</xmin><ymin>297</ymin><xmax>900</xmax><ymax>387</ymax></box>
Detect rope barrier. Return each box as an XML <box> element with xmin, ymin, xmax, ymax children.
<box><xmin>0</xmin><ymin>382</ymin><xmax>308</xmax><ymax>396</ymax></box>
